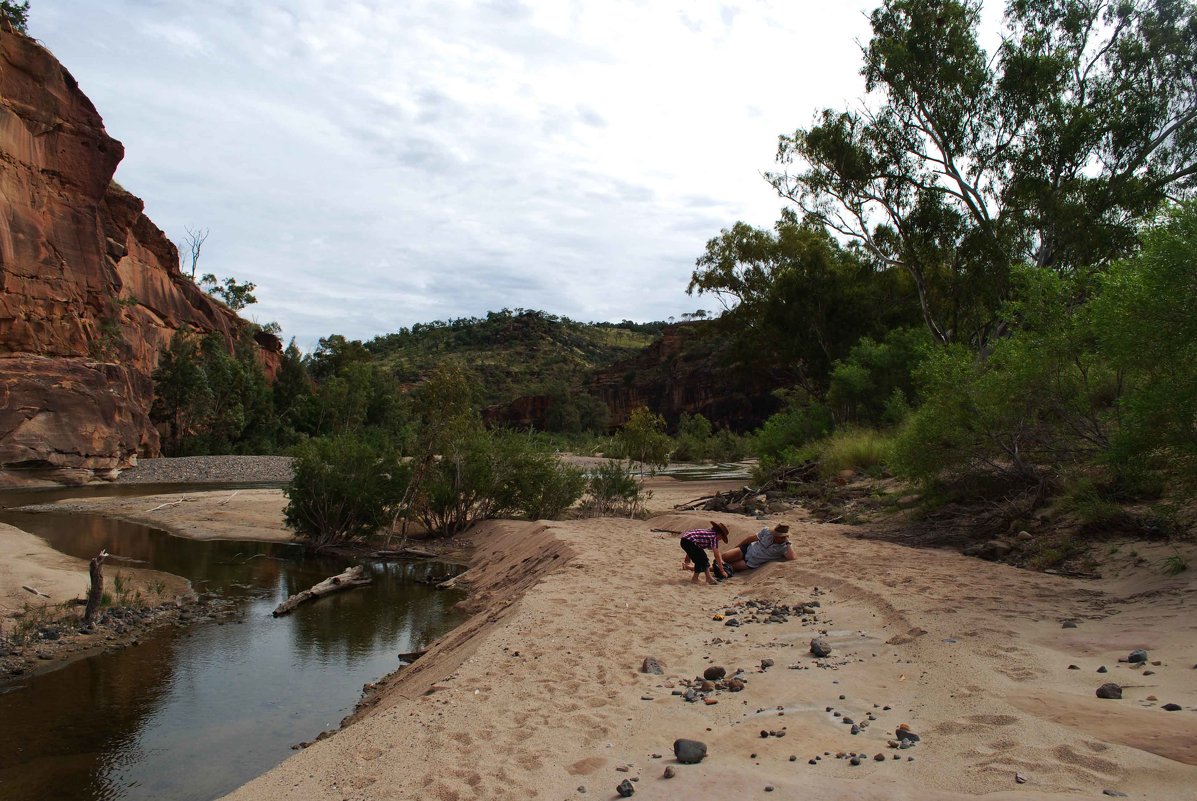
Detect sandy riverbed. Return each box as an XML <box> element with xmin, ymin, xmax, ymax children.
<box><xmin>5</xmin><ymin>477</ymin><xmax>1197</xmax><ymax>800</ymax></box>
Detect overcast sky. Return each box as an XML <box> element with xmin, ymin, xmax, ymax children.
<box><xmin>37</xmin><ymin>1</ymin><xmax>904</xmax><ymax>348</ymax></box>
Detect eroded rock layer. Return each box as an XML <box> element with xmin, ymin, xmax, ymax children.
<box><xmin>0</xmin><ymin>30</ymin><xmax>278</xmax><ymax>484</ymax></box>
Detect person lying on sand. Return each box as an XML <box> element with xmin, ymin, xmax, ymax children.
<box><xmin>679</xmin><ymin>521</ymin><xmax>729</xmax><ymax>585</ymax></box>
<box><xmin>720</xmin><ymin>523</ymin><xmax>796</xmax><ymax>572</ymax></box>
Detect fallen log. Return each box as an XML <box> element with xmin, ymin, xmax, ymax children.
<box><xmin>21</xmin><ymin>584</ymin><xmax>49</xmax><ymax>598</ymax></box>
<box><xmin>272</xmin><ymin>565</ymin><xmax>372</xmax><ymax>617</ymax></box>
<box><xmin>370</xmin><ymin>547</ymin><xmax>439</xmax><ymax>559</ymax></box>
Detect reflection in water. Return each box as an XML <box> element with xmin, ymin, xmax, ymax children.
<box><xmin>0</xmin><ymin>507</ymin><xmax>464</xmax><ymax>801</ymax></box>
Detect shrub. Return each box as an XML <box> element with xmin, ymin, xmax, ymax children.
<box><xmin>284</xmin><ymin>434</ymin><xmax>410</xmax><ymax>548</ymax></box>
<box><xmin>826</xmin><ymin>327</ymin><xmax>930</xmax><ymax>426</ymax></box>
<box><xmin>752</xmin><ymin>401</ymin><xmax>832</xmax><ymax>462</ymax></box>
<box><xmin>584</xmin><ymin>460</ymin><xmax>650</xmax><ymax>517</ymax></box>
<box><xmin>611</xmin><ymin>407</ymin><xmax>672</xmax><ymax>473</ymax></box>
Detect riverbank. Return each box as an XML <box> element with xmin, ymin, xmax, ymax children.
<box><xmin>221</xmin><ymin>512</ymin><xmax>1197</xmax><ymax>801</ymax></box>
<box><xmin>0</xmin><ymin>522</ymin><xmax>196</xmax><ymax>680</ymax></box>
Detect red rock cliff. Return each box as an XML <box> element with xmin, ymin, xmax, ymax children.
<box><xmin>0</xmin><ymin>30</ymin><xmax>279</xmax><ymax>484</ymax></box>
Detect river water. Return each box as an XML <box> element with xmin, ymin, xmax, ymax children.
<box><xmin>0</xmin><ymin>485</ymin><xmax>465</xmax><ymax>801</ymax></box>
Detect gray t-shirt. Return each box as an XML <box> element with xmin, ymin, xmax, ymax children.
<box><xmin>745</xmin><ymin>528</ymin><xmax>792</xmax><ymax>568</ymax></box>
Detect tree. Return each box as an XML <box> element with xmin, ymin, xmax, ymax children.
<box><xmin>689</xmin><ymin>211</ymin><xmax>920</xmax><ymax>388</ymax></box>
<box><xmin>769</xmin><ymin>0</ymin><xmax>1197</xmax><ymax>346</ymax></box>
<box><xmin>179</xmin><ymin>226</ymin><xmax>208</xmax><ymax>280</ymax></box>
<box><xmin>199</xmin><ymin>273</ymin><xmax>257</xmax><ymax>311</ymax></box>
<box><xmin>614</xmin><ymin>407</ymin><xmax>672</xmax><ymax>473</ymax></box>
<box><xmin>1</xmin><ymin>1</ymin><xmax>29</xmax><ymax>33</ymax></box>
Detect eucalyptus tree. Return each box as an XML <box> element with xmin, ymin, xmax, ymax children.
<box><xmin>769</xmin><ymin>0</ymin><xmax>1197</xmax><ymax>345</ymax></box>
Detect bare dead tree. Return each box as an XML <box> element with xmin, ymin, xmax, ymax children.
<box><xmin>179</xmin><ymin>226</ymin><xmax>209</xmax><ymax>280</ymax></box>
<box><xmin>83</xmin><ymin>549</ymin><xmax>109</xmax><ymax>627</ymax></box>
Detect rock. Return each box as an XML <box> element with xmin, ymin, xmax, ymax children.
<box><xmin>850</xmin><ymin>725</ymin><xmax>860</xmax><ymax>735</ymax></box>
<box><xmin>1097</xmin><ymin>666</ymin><xmax>1108</xmax><ymax>673</ymax></box>
<box><xmin>1128</xmin><ymin>649</ymin><xmax>1148</xmax><ymax>664</ymax></box>
<box><xmin>810</xmin><ymin>638</ymin><xmax>832</xmax><ymax>658</ymax></box>
<box><xmin>874</xmin><ymin>753</ymin><xmax>886</xmax><ymax>762</ymax></box>
<box><xmin>760</xmin><ymin>658</ymin><xmax>774</xmax><ymax>670</ymax></box>
<box><xmin>673</xmin><ymin>739</ymin><xmax>707</xmax><ymax>764</ymax></box>
<box><xmin>703</xmin><ymin>665</ymin><xmax>726</xmax><ymax>681</ymax></box>
<box><xmin>727</xmin><ymin>679</ymin><xmax>745</xmax><ymax>692</ymax></box>
<box><xmin>1016</xmin><ymin>531</ymin><xmax>1033</xmax><ymax>542</ymax></box>
<box><xmin>0</xmin><ymin>32</ymin><xmax>282</xmax><ymax>479</ymax></box>
<box><xmin>662</xmin><ymin>766</ymin><xmax>675</xmax><ymax>779</ymax></box>
<box><xmin>616</xmin><ymin>779</ymin><xmax>635</xmax><ymax>797</ymax></box>
<box><xmin>765</xmin><ymin>785</ymin><xmax>774</xmax><ymax>792</ymax></box>
<box><xmin>1162</xmin><ymin>703</ymin><xmax>1182</xmax><ymax>711</ymax></box>
<box><xmin>1061</xmin><ymin>620</ymin><xmax>1078</xmax><ymax>629</ymax></box>
<box><xmin>682</xmin><ymin>689</ymin><xmax>699</xmax><ymax>703</ymax></box>
<box><xmin>1015</xmin><ymin>773</ymin><xmax>1027</xmax><ymax>784</ymax></box>
<box><xmin>1096</xmin><ymin>683</ymin><xmax>1123</xmax><ymax>699</ymax></box>
<box><xmin>895</xmin><ymin>728</ymin><xmax>920</xmax><ymax>742</ymax></box>
<box><xmin>1068</xmin><ymin>664</ymin><xmax>1080</xmax><ymax>670</ymax></box>
<box><xmin>1102</xmin><ymin>791</ymin><xmax>1128</xmax><ymax>797</ymax></box>
<box><xmin>640</xmin><ymin>657</ymin><xmax>664</xmax><ymax>675</ymax></box>
<box><xmin>849</xmin><ymin>757</ymin><xmax>862</xmax><ymax>766</ymax></box>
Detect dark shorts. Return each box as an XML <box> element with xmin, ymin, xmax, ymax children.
<box><xmin>680</xmin><ymin>537</ymin><xmax>710</xmax><ymax>573</ymax></box>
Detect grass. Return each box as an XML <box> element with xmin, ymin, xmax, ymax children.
<box><xmin>1162</xmin><ymin>551</ymin><xmax>1189</xmax><ymax>576</ymax></box>
<box><xmin>817</xmin><ymin>428</ymin><xmax>894</xmax><ymax>479</ymax></box>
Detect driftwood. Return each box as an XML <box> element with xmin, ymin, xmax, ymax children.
<box><xmin>83</xmin><ymin>550</ymin><xmax>108</xmax><ymax>626</ymax></box>
<box><xmin>272</xmin><ymin>565</ymin><xmax>372</xmax><ymax>617</ymax></box>
<box><xmin>397</xmin><ymin>649</ymin><xmax>427</xmax><ymax>664</ymax></box>
<box><xmin>674</xmin><ymin>462</ymin><xmax>819</xmax><ymax>515</ymax></box>
<box><xmin>21</xmin><ymin>584</ymin><xmax>50</xmax><ymax>598</ymax></box>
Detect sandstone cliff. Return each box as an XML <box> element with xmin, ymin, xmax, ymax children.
<box><xmin>0</xmin><ymin>30</ymin><xmax>278</xmax><ymax>484</ymax></box>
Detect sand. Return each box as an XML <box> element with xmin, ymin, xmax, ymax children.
<box><xmin>7</xmin><ymin>478</ymin><xmax>1196</xmax><ymax>799</ymax></box>
<box><xmin>211</xmin><ymin>496</ymin><xmax>1197</xmax><ymax>801</ymax></box>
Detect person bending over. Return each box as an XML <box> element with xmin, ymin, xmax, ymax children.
<box><xmin>721</xmin><ymin>523</ymin><xmax>795</xmax><ymax>572</ymax></box>
<box><xmin>679</xmin><ymin>521</ymin><xmax>729</xmax><ymax>585</ymax></box>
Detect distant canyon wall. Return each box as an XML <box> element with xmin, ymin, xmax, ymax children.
<box><xmin>0</xmin><ymin>30</ymin><xmax>278</xmax><ymax>484</ymax></box>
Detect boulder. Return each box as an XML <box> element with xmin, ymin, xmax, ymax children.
<box><xmin>673</xmin><ymin>739</ymin><xmax>707</xmax><ymax>764</ymax></box>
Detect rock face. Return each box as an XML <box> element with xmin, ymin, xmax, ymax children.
<box><xmin>587</xmin><ymin>324</ymin><xmax>783</xmax><ymax>431</ymax></box>
<box><xmin>0</xmin><ymin>30</ymin><xmax>279</xmax><ymax>483</ymax></box>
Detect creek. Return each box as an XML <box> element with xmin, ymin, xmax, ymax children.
<box><xmin>0</xmin><ymin>483</ymin><xmax>465</xmax><ymax>801</ymax></box>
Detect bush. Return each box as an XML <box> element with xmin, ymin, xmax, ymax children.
<box><xmin>611</xmin><ymin>407</ymin><xmax>672</xmax><ymax>473</ymax></box>
<box><xmin>284</xmin><ymin>434</ymin><xmax>410</xmax><ymax>548</ymax></box>
<box><xmin>584</xmin><ymin>460</ymin><xmax>650</xmax><ymax>517</ymax></box>
<box><xmin>826</xmin><ymin>328</ymin><xmax>930</xmax><ymax>426</ymax></box>
<box><xmin>752</xmin><ymin>401</ymin><xmax>832</xmax><ymax>462</ymax></box>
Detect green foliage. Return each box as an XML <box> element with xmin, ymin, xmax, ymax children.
<box><xmin>612</xmin><ymin>407</ymin><xmax>672</xmax><ymax>472</ymax></box>
<box><xmin>1093</xmin><ymin>202</ymin><xmax>1197</xmax><ymax>485</ymax></box>
<box><xmin>151</xmin><ymin>328</ymin><xmax>278</xmax><ymax>455</ymax></box>
<box><xmin>891</xmin><ymin>265</ymin><xmax>1116</xmax><ymax>484</ymax></box>
<box><xmin>826</xmin><ymin>327</ymin><xmax>930</xmax><ymax>425</ymax></box>
<box><xmin>752</xmin><ymin>396</ymin><xmax>833</xmax><ymax>463</ymax></box>
<box><xmin>583</xmin><ymin>460</ymin><xmax>650</xmax><ymax>517</ymax></box>
<box><xmin>689</xmin><ymin>213</ymin><xmax>921</xmax><ymax>388</ymax></box>
<box><xmin>365</xmin><ymin>309</ymin><xmax>658</xmax><ymax>411</ymax></box>
<box><xmin>768</xmin><ymin>0</ymin><xmax>1197</xmax><ymax>345</ymax></box>
<box><xmin>672</xmin><ymin>413</ymin><xmax>749</xmax><ymax>462</ymax></box>
<box><xmin>1162</xmin><ymin>552</ymin><xmax>1188</xmax><ymax>576</ymax></box>
<box><xmin>199</xmin><ymin>273</ymin><xmax>257</xmax><ymax>311</ymax></box>
<box><xmin>817</xmin><ymin>428</ymin><xmax>894</xmax><ymax>479</ymax></box>
<box><xmin>283</xmin><ymin>433</ymin><xmax>410</xmax><ymax>548</ymax></box>
<box><xmin>1</xmin><ymin>1</ymin><xmax>29</xmax><ymax>32</ymax></box>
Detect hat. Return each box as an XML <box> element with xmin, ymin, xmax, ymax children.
<box><xmin>773</xmin><ymin>524</ymin><xmax>790</xmax><ymax>535</ymax></box>
<box><xmin>711</xmin><ymin>521</ymin><xmax>730</xmax><ymax>539</ymax></box>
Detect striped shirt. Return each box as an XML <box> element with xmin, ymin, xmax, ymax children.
<box><xmin>682</xmin><ymin>528</ymin><xmax>720</xmax><ymax>550</ymax></box>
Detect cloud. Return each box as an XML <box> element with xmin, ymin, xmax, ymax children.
<box><xmin>35</xmin><ymin>0</ymin><xmax>888</xmax><ymax>349</ymax></box>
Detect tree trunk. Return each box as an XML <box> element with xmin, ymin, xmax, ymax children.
<box><xmin>83</xmin><ymin>550</ymin><xmax>108</xmax><ymax>627</ymax></box>
<box><xmin>272</xmin><ymin>565</ymin><xmax>372</xmax><ymax>617</ymax></box>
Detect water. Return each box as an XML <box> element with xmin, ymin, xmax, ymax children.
<box><xmin>0</xmin><ymin>490</ymin><xmax>465</xmax><ymax>801</ymax></box>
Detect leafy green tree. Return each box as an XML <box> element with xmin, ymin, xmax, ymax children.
<box><xmin>613</xmin><ymin>407</ymin><xmax>672</xmax><ymax>473</ymax></box>
<box><xmin>284</xmin><ymin>434</ymin><xmax>410</xmax><ymax>548</ymax></box>
<box><xmin>1</xmin><ymin>1</ymin><xmax>29</xmax><ymax>32</ymax></box>
<box><xmin>1094</xmin><ymin>202</ymin><xmax>1197</xmax><ymax>484</ymax></box>
<box><xmin>199</xmin><ymin>273</ymin><xmax>257</xmax><ymax>311</ymax></box>
<box><xmin>689</xmin><ymin>212</ymin><xmax>920</xmax><ymax>389</ymax></box>
<box><xmin>826</xmin><ymin>327</ymin><xmax>931</xmax><ymax>425</ymax></box>
<box><xmin>151</xmin><ymin>328</ymin><xmax>212</xmax><ymax>455</ymax></box>
<box><xmin>769</xmin><ymin>0</ymin><xmax>1197</xmax><ymax>345</ymax></box>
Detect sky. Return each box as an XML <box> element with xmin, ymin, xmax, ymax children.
<box><xmin>36</xmin><ymin>1</ymin><xmax>898</xmax><ymax>349</ymax></box>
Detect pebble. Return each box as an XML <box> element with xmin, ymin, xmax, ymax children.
<box><xmin>874</xmin><ymin>753</ymin><xmax>886</xmax><ymax>762</ymax></box>
<box><xmin>764</xmin><ymin>786</ymin><xmax>774</xmax><ymax>792</ymax></box>
<box><xmin>760</xmin><ymin>658</ymin><xmax>774</xmax><ymax>670</ymax></box>
<box><xmin>704</xmin><ymin>665</ymin><xmax>727</xmax><ymax>681</ymax></box>
<box><xmin>1097</xmin><ymin>666</ymin><xmax>1108</xmax><ymax>673</ymax></box>
<box><xmin>1062</xmin><ymin>621</ymin><xmax>1078</xmax><ymax>628</ymax></box>
<box><xmin>1102</xmin><ymin>791</ymin><xmax>1128</xmax><ymax>798</ymax></box>
<box><xmin>616</xmin><ymin>779</ymin><xmax>635</xmax><ymax>797</ymax></box>
<box><xmin>674</xmin><ymin>739</ymin><xmax>707</xmax><ymax>764</ymax></box>
<box><xmin>1096</xmin><ymin>683</ymin><xmax>1123</xmax><ymax>700</ymax></box>
<box><xmin>663</xmin><ymin>767</ymin><xmax>675</xmax><ymax>779</ymax></box>
<box><xmin>1128</xmin><ymin>649</ymin><xmax>1148</xmax><ymax>664</ymax></box>
<box><xmin>1162</xmin><ymin>703</ymin><xmax>1182</xmax><ymax>711</ymax></box>
<box><xmin>1068</xmin><ymin>664</ymin><xmax>1080</xmax><ymax>670</ymax></box>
